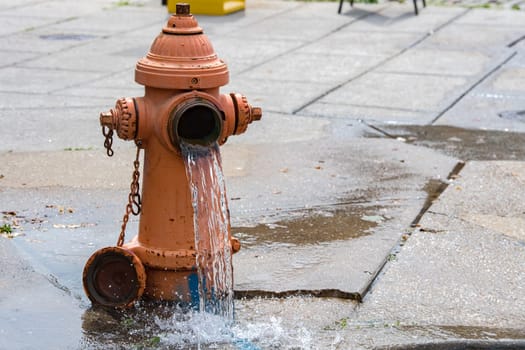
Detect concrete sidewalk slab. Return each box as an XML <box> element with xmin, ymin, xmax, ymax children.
<box><xmin>314</xmin><ymin>72</ymin><xmax>467</xmax><ymax>114</ymax></box>
<box><xmin>354</xmin><ymin>161</ymin><xmax>525</xmax><ymax>331</ymax></box>
<box><xmin>53</xmin><ymin>71</ymin><xmax>144</xmax><ymax>99</ymax></box>
<box><xmin>0</xmin><ymin>91</ymin><xmax>111</xmax><ymax>110</ymax></box>
<box><xmin>347</xmin><ymin>5</ymin><xmax>465</xmax><ymax>32</ymax></box>
<box><xmin>297</xmin><ymin>30</ymin><xmax>421</xmax><ymax>57</ymax></box>
<box><xmin>239</xmin><ymin>51</ymin><xmax>386</xmax><ymax>85</ymax></box>
<box><xmin>454</xmin><ymin>7</ymin><xmax>525</xmax><ymax>26</ymax></box>
<box><xmin>0</xmin><ymin>31</ymin><xmax>98</xmax><ymax>56</ymax></box>
<box><xmin>0</xmin><ymin>237</ymin><xmax>83</xmax><ymax>350</ymax></box>
<box><xmin>0</xmin><ymin>108</ymin><xmax>103</xmax><ymax>152</ymax></box>
<box><xmin>435</xmin><ymin>50</ymin><xmax>525</xmax><ymax>131</ymax></box>
<box><xmin>0</xmin><ymin>67</ymin><xmax>106</xmax><ymax>94</ymax></box>
<box><xmin>421</xmin><ymin>22</ymin><xmax>524</xmax><ymax>50</ymax></box>
<box><xmin>377</xmin><ymin>48</ymin><xmax>493</xmax><ymax>77</ymax></box>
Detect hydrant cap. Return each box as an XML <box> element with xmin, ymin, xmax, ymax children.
<box><xmin>135</xmin><ymin>4</ymin><xmax>228</xmax><ymax>90</ymax></box>
<box><xmin>83</xmin><ymin>246</ymin><xmax>146</xmax><ymax>308</ymax></box>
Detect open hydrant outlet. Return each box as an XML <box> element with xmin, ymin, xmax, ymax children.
<box><xmin>83</xmin><ymin>2</ymin><xmax>261</xmax><ymax>308</ymax></box>
<box><xmin>169</xmin><ymin>98</ymin><xmax>223</xmax><ymax>147</ymax></box>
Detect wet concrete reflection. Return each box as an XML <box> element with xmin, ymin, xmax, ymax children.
<box><xmin>378</xmin><ymin>325</ymin><xmax>525</xmax><ymax>350</ymax></box>
<box><xmin>437</xmin><ymin>325</ymin><xmax>525</xmax><ymax>339</ymax></box>
<box><xmin>366</xmin><ymin>125</ymin><xmax>525</xmax><ymax>161</ymax></box>
<box><xmin>232</xmin><ymin>206</ymin><xmax>385</xmax><ymax>247</ymax></box>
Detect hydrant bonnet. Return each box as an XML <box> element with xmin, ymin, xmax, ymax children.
<box><xmin>135</xmin><ymin>4</ymin><xmax>228</xmax><ymax>90</ymax></box>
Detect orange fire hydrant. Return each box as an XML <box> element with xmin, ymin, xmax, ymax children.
<box><xmin>83</xmin><ymin>3</ymin><xmax>261</xmax><ymax>308</ymax></box>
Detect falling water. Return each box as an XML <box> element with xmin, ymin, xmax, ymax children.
<box><xmin>181</xmin><ymin>142</ymin><xmax>234</xmax><ymax>320</ymax></box>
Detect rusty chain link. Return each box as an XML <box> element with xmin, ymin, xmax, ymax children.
<box><xmin>117</xmin><ymin>142</ymin><xmax>142</xmax><ymax>247</ymax></box>
<box><xmin>102</xmin><ymin>126</ymin><xmax>114</xmax><ymax>157</ymax></box>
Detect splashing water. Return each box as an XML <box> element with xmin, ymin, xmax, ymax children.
<box><xmin>154</xmin><ymin>309</ymin><xmax>312</xmax><ymax>349</ymax></box>
<box><xmin>181</xmin><ymin>143</ymin><xmax>234</xmax><ymax>320</ymax></box>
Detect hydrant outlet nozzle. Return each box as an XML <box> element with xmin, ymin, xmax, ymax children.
<box><xmin>229</xmin><ymin>93</ymin><xmax>262</xmax><ymax>135</ymax></box>
<box><xmin>100</xmin><ymin>111</ymin><xmax>114</xmax><ymax>129</ymax></box>
<box><xmin>99</xmin><ymin>98</ymin><xmax>138</xmax><ymax>141</ymax></box>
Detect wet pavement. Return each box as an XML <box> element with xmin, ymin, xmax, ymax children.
<box><xmin>365</xmin><ymin>124</ymin><xmax>525</xmax><ymax>160</ymax></box>
<box><xmin>1</xmin><ymin>0</ymin><xmax>525</xmax><ymax>348</ymax></box>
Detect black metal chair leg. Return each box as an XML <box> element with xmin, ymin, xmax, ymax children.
<box><xmin>422</xmin><ymin>0</ymin><xmax>427</xmax><ymax>8</ymax></box>
<box><xmin>413</xmin><ymin>0</ymin><xmax>419</xmax><ymax>15</ymax></box>
<box><xmin>338</xmin><ymin>0</ymin><xmax>354</xmax><ymax>14</ymax></box>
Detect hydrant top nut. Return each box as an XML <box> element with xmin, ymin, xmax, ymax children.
<box><xmin>176</xmin><ymin>3</ymin><xmax>190</xmax><ymax>15</ymax></box>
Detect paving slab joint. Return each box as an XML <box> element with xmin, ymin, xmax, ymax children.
<box><xmin>410</xmin><ymin>160</ymin><xmax>465</xmax><ymax>227</ymax></box>
<box><xmin>358</xmin><ymin>161</ymin><xmax>466</xmax><ymax>302</ymax></box>
<box><xmin>234</xmin><ymin>289</ymin><xmax>362</xmax><ymax>302</ymax></box>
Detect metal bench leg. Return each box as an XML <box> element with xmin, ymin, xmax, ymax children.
<box><xmin>413</xmin><ymin>0</ymin><xmax>419</xmax><ymax>15</ymax></box>
<box><xmin>338</xmin><ymin>0</ymin><xmax>354</xmax><ymax>14</ymax></box>
<box><xmin>338</xmin><ymin>0</ymin><xmax>344</xmax><ymax>13</ymax></box>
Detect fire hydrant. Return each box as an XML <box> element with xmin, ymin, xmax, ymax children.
<box><xmin>82</xmin><ymin>3</ymin><xmax>261</xmax><ymax>308</ymax></box>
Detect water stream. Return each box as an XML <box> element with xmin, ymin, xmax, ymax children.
<box><xmin>181</xmin><ymin>142</ymin><xmax>234</xmax><ymax>320</ymax></box>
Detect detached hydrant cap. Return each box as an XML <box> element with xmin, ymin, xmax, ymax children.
<box><xmin>135</xmin><ymin>3</ymin><xmax>228</xmax><ymax>90</ymax></box>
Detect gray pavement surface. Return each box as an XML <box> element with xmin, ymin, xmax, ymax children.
<box><xmin>0</xmin><ymin>0</ymin><xmax>525</xmax><ymax>348</ymax></box>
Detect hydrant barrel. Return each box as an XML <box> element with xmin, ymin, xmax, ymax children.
<box><xmin>83</xmin><ymin>3</ymin><xmax>261</xmax><ymax>308</ymax></box>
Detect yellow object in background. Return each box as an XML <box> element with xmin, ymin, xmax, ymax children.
<box><xmin>167</xmin><ymin>0</ymin><xmax>245</xmax><ymax>15</ymax></box>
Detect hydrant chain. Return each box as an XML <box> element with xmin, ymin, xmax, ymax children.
<box><xmin>130</xmin><ymin>157</ymin><xmax>142</xmax><ymax>216</ymax></box>
<box><xmin>117</xmin><ymin>145</ymin><xmax>142</xmax><ymax>247</ymax></box>
<box><xmin>102</xmin><ymin>126</ymin><xmax>114</xmax><ymax>157</ymax></box>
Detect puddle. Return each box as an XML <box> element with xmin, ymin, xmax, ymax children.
<box><xmin>499</xmin><ymin>110</ymin><xmax>525</xmax><ymax>122</ymax></box>
<box><xmin>232</xmin><ymin>206</ymin><xmax>385</xmax><ymax>248</ymax></box>
<box><xmin>378</xmin><ymin>325</ymin><xmax>525</xmax><ymax>350</ymax></box>
<box><xmin>39</xmin><ymin>34</ymin><xmax>98</xmax><ymax>41</ymax></box>
<box><xmin>436</xmin><ymin>325</ymin><xmax>525</xmax><ymax>340</ymax></box>
<box><xmin>366</xmin><ymin>125</ymin><xmax>525</xmax><ymax>161</ymax></box>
